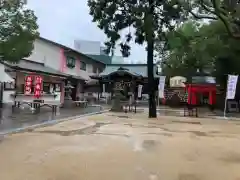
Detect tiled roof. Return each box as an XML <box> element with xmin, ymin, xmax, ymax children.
<box><xmin>99</xmin><ymin>64</ymin><xmax>160</xmax><ymax>78</ymax></box>
<box><xmin>86</xmin><ymin>54</ymin><xmax>112</xmax><ymax>64</ymax></box>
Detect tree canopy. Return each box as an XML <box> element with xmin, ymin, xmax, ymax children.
<box><xmin>183</xmin><ymin>0</ymin><xmax>240</xmax><ymax>38</ymax></box>
<box><xmin>88</xmin><ymin>0</ymin><xmax>187</xmax><ymax>56</ymax></box>
<box><xmin>0</xmin><ymin>0</ymin><xmax>39</xmax><ymax>63</ymax></box>
<box><xmin>87</xmin><ymin>0</ymin><xmax>189</xmax><ymax>117</ymax></box>
<box><xmin>162</xmin><ymin>19</ymin><xmax>240</xmax><ymax>86</ymax></box>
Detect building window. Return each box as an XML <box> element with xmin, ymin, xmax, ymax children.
<box><xmin>4</xmin><ymin>82</ymin><xmax>15</xmax><ymax>90</ymax></box>
<box><xmin>43</xmin><ymin>83</ymin><xmax>51</xmax><ymax>93</ymax></box>
<box><xmin>66</xmin><ymin>56</ymin><xmax>75</xmax><ymax>68</ymax></box>
<box><xmin>80</xmin><ymin>61</ymin><xmax>86</xmax><ymax>71</ymax></box>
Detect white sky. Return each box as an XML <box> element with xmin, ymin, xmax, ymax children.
<box><xmin>26</xmin><ymin>0</ymin><xmax>147</xmax><ymax>63</ymax></box>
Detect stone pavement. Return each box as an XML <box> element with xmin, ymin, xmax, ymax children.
<box><xmin>1</xmin><ymin>112</ymin><xmax>240</xmax><ymax>180</ymax></box>
<box><xmin>0</xmin><ymin>105</ymin><xmax>103</xmax><ymax>133</ymax></box>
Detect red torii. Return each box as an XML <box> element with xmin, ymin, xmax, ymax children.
<box><xmin>184</xmin><ymin>83</ymin><xmax>216</xmax><ymax>105</ymax></box>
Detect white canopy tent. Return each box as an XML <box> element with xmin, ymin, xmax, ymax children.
<box><xmin>0</xmin><ymin>63</ymin><xmax>14</xmax><ymax>83</ymax></box>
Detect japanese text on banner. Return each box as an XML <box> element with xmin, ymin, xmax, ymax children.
<box><xmin>226</xmin><ymin>75</ymin><xmax>238</xmax><ymax>99</ymax></box>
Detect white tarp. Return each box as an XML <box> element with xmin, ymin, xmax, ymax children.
<box><xmin>0</xmin><ymin>64</ymin><xmax>14</xmax><ymax>83</ymax></box>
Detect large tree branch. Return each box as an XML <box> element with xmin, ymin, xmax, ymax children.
<box><xmin>188</xmin><ymin>10</ymin><xmax>217</xmax><ymax>19</ymax></box>
<box><xmin>211</xmin><ymin>0</ymin><xmax>240</xmax><ymax>38</ymax></box>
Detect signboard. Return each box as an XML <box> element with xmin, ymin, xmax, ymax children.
<box><xmin>24</xmin><ymin>75</ymin><xmax>33</xmax><ymax>94</ymax></box>
<box><xmin>34</xmin><ymin>75</ymin><xmax>43</xmax><ymax>98</ymax></box>
<box><xmin>114</xmin><ymin>80</ymin><xmax>131</xmax><ymax>90</ymax></box>
<box><xmin>226</xmin><ymin>75</ymin><xmax>238</xmax><ymax>99</ymax></box>
<box><xmin>158</xmin><ymin>76</ymin><xmax>166</xmax><ymax>98</ymax></box>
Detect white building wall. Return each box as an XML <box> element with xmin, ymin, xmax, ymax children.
<box><xmin>25</xmin><ymin>39</ymin><xmax>62</xmax><ymax>71</ymax></box>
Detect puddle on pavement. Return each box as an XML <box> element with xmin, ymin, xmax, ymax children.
<box><xmin>33</xmin><ymin>122</ymin><xmax>111</xmax><ymax>136</ymax></box>
<box><xmin>178</xmin><ymin>173</ymin><xmax>202</xmax><ymax>180</ymax></box>
<box><xmin>133</xmin><ymin>139</ymin><xmax>160</xmax><ymax>152</ymax></box>
<box><xmin>188</xmin><ymin>131</ymin><xmax>207</xmax><ymax>136</ymax></box>
<box><xmin>93</xmin><ymin>132</ymin><xmax>130</xmax><ymax>138</ymax></box>
<box><xmin>220</xmin><ymin>152</ymin><xmax>240</xmax><ymax>163</ymax></box>
<box><xmin>142</xmin><ymin>140</ymin><xmax>158</xmax><ymax>151</ymax></box>
<box><xmin>143</xmin><ymin>132</ymin><xmax>173</xmax><ymax>137</ymax></box>
<box><xmin>172</xmin><ymin>120</ymin><xmax>201</xmax><ymax>125</ymax></box>
<box><xmin>124</xmin><ymin>123</ymin><xmax>162</xmax><ymax>129</ymax></box>
<box><xmin>107</xmin><ymin>114</ymin><xmax>129</xmax><ymax>118</ymax></box>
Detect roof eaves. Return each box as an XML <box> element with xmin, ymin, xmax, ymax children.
<box><xmin>3</xmin><ymin>61</ymin><xmax>69</xmax><ymax>78</ymax></box>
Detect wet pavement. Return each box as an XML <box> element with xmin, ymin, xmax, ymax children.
<box><xmin>0</xmin><ymin>105</ymin><xmax>104</xmax><ymax>132</ymax></box>
<box><xmin>1</xmin><ymin>112</ymin><xmax>240</xmax><ymax>179</ymax></box>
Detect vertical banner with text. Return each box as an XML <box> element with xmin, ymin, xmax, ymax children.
<box><xmin>224</xmin><ymin>74</ymin><xmax>239</xmax><ymax>118</ymax></box>
<box><xmin>102</xmin><ymin>84</ymin><xmax>106</xmax><ymax>97</ymax></box>
<box><xmin>138</xmin><ymin>85</ymin><xmax>143</xmax><ymax>98</ymax></box>
<box><xmin>24</xmin><ymin>75</ymin><xmax>33</xmax><ymax>95</ymax></box>
<box><xmin>158</xmin><ymin>76</ymin><xmax>166</xmax><ymax>98</ymax></box>
<box><xmin>226</xmin><ymin>75</ymin><xmax>238</xmax><ymax>99</ymax></box>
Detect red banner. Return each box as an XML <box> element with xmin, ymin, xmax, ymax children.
<box><xmin>34</xmin><ymin>75</ymin><xmax>43</xmax><ymax>98</ymax></box>
<box><xmin>24</xmin><ymin>75</ymin><xmax>33</xmax><ymax>94</ymax></box>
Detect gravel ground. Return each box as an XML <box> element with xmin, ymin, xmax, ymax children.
<box><xmin>0</xmin><ymin>112</ymin><xmax>240</xmax><ymax>180</ymax></box>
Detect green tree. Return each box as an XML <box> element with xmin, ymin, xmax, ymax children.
<box><xmin>161</xmin><ymin>20</ymin><xmax>206</xmax><ymax>77</ymax></box>
<box><xmin>183</xmin><ymin>0</ymin><xmax>240</xmax><ymax>38</ymax></box>
<box><xmin>162</xmin><ymin>20</ymin><xmax>240</xmax><ymax>86</ymax></box>
<box><xmin>88</xmin><ymin>0</ymin><xmax>185</xmax><ymax>117</ymax></box>
<box><xmin>0</xmin><ymin>0</ymin><xmax>39</xmax><ymax>63</ymax></box>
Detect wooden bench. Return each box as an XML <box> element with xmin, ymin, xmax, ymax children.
<box><xmin>13</xmin><ymin>100</ymin><xmax>60</xmax><ymax>114</ymax></box>
<box><xmin>39</xmin><ymin>102</ymin><xmax>61</xmax><ymax>113</ymax></box>
<box><xmin>184</xmin><ymin>104</ymin><xmax>198</xmax><ymax>117</ymax></box>
<box><xmin>73</xmin><ymin>100</ymin><xmax>88</xmax><ymax>107</ymax></box>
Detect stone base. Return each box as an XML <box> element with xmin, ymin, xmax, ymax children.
<box><xmin>63</xmin><ymin>99</ymin><xmax>73</xmax><ymax>108</ymax></box>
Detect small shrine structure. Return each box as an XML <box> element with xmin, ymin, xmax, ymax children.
<box><xmin>184</xmin><ymin>72</ymin><xmax>217</xmax><ymax>106</ymax></box>
<box><xmin>98</xmin><ymin>67</ymin><xmax>144</xmax><ymax>111</ymax></box>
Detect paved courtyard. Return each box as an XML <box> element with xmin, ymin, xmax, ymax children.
<box><xmin>0</xmin><ymin>105</ymin><xmax>103</xmax><ymax>133</ymax></box>
<box><xmin>1</xmin><ymin>112</ymin><xmax>240</xmax><ymax>180</ymax></box>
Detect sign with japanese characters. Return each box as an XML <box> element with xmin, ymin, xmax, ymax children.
<box><xmin>138</xmin><ymin>85</ymin><xmax>143</xmax><ymax>98</ymax></box>
<box><xmin>226</xmin><ymin>75</ymin><xmax>238</xmax><ymax>99</ymax></box>
<box><xmin>34</xmin><ymin>75</ymin><xmax>43</xmax><ymax>98</ymax></box>
<box><xmin>24</xmin><ymin>75</ymin><xmax>33</xmax><ymax>95</ymax></box>
<box><xmin>114</xmin><ymin>80</ymin><xmax>131</xmax><ymax>90</ymax></box>
<box><xmin>158</xmin><ymin>76</ymin><xmax>166</xmax><ymax>98</ymax></box>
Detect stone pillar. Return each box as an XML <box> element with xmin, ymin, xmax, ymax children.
<box><xmin>60</xmin><ymin>81</ymin><xmax>65</xmax><ymax>104</ymax></box>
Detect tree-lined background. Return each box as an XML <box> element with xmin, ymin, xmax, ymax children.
<box><xmin>88</xmin><ymin>0</ymin><xmax>240</xmax><ymax>117</ymax></box>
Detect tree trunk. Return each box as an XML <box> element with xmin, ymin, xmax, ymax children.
<box><xmin>147</xmin><ymin>0</ymin><xmax>157</xmax><ymax>118</ymax></box>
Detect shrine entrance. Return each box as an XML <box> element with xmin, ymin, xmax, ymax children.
<box><xmin>100</xmin><ymin>67</ymin><xmax>143</xmax><ymax>112</ymax></box>
<box><xmin>185</xmin><ymin>84</ymin><xmax>216</xmax><ymax>106</ymax></box>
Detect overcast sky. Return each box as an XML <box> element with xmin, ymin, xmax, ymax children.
<box><xmin>26</xmin><ymin>0</ymin><xmax>147</xmax><ymax>63</ymax></box>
